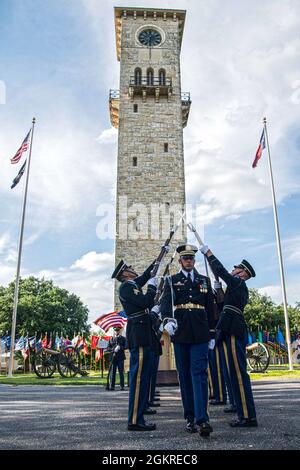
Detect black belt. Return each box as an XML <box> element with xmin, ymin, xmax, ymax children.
<box><xmin>128</xmin><ymin>309</ymin><xmax>149</xmax><ymax>319</ymax></box>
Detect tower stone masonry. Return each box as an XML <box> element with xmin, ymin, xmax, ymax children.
<box><xmin>109</xmin><ymin>7</ymin><xmax>191</xmax><ymax>308</ymax></box>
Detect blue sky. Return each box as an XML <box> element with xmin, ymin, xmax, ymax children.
<box><xmin>0</xmin><ymin>0</ymin><xmax>300</xmax><ymax>325</ymax></box>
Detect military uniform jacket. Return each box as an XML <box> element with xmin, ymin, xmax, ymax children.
<box><xmin>160</xmin><ymin>269</ymin><xmax>215</xmax><ymax>344</ymax></box>
<box><xmin>207</xmin><ymin>255</ymin><xmax>249</xmax><ymax>338</ymax></box>
<box><xmin>107</xmin><ymin>335</ymin><xmax>126</xmax><ymax>362</ymax></box>
<box><xmin>119</xmin><ymin>262</ymin><xmax>156</xmax><ymax>349</ymax></box>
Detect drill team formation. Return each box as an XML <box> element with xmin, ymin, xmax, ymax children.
<box><xmin>111</xmin><ymin>221</ymin><xmax>257</xmax><ymax>438</ymax></box>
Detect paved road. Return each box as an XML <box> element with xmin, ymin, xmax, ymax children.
<box><xmin>0</xmin><ymin>380</ymin><xmax>299</xmax><ymax>450</ymax></box>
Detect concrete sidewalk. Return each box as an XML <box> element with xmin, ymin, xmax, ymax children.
<box><xmin>0</xmin><ymin>379</ymin><xmax>299</xmax><ymax>450</ymax></box>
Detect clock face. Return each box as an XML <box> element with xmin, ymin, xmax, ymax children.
<box><xmin>138</xmin><ymin>29</ymin><xmax>162</xmax><ymax>47</ymax></box>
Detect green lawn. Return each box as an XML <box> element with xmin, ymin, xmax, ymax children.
<box><xmin>0</xmin><ymin>371</ymin><xmax>110</xmax><ymax>386</ymax></box>
<box><xmin>0</xmin><ymin>369</ymin><xmax>299</xmax><ymax>386</ymax></box>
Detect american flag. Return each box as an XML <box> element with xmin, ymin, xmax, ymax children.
<box><xmin>94</xmin><ymin>310</ymin><xmax>128</xmax><ymax>332</ymax></box>
<box><xmin>10</xmin><ymin>129</ymin><xmax>31</xmax><ymax>164</ymax></box>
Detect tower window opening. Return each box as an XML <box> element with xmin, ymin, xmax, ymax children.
<box><xmin>134</xmin><ymin>68</ymin><xmax>142</xmax><ymax>85</ymax></box>
<box><xmin>133</xmin><ymin>157</ymin><xmax>137</xmax><ymax>167</ymax></box>
<box><xmin>164</xmin><ymin>143</ymin><xmax>169</xmax><ymax>152</ymax></box>
<box><xmin>147</xmin><ymin>68</ymin><xmax>154</xmax><ymax>86</ymax></box>
<box><xmin>133</xmin><ymin>104</ymin><xmax>138</xmax><ymax>113</ymax></box>
<box><xmin>159</xmin><ymin>69</ymin><xmax>166</xmax><ymax>85</ymax></box>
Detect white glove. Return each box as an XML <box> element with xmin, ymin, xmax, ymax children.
<box><xmin>214</xmin><ymin>281</ymin><xmax>222</xmax><ymax>290</ymax></box>
<box><xmin>148</xmin><ymin>277</ymin><xmax>158</xmax><ymax>288</ymax></box>
<box><xmin>151</xmin><ymin>304</ymin><xmax>161</xmax><ymax>315</ymax></box>
<box><xmin>164</xmin><ymin>321</ymin><xmax>178</xmax><ymax>337</ymax></box>
<box><xmin>200</xmin><ymin>244</ymin><xmax>209</xmax><ymax>255</ymax></box>
<box><xmin>163</xmin><ymin>245</ymin><xmax>170</xmax><ymax>253</ymax></box>
<box><xmin>208</xmin><ymin>339</ymin><xmax>215</xmax><ymax>350</ymax></box>
<box><xmin>114</xmin><ymin>345</ymin><xmax>120</xmax><ymax>353</ymax></box>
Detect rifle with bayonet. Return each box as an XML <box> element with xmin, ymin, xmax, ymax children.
<box><xmin>150</xmin><ymin>212</ymin><xmax>185</xmax><ymax>278</ymax></box>
<box><xmin>154</xmin><ymin>249</ymin><xmax>177</xmax><ymax>304</ymax></box>
<box><xmin>187</xmin><ymin>222</ymin><xmax>224</xmax><ymax>305</ymax></box>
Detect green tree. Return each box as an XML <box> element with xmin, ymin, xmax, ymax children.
<box><xmin>244</xmin><ymin>289</ymin><xmax>300</xmax><ymax>334</ymax></box>
<box><xmin>0</xmin><ymin>277</ymin><xmax>90</xmax><ymax>337</ymax></box>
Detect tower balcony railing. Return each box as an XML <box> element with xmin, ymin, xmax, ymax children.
<box><xmin>129</xmin><ymin>76</ymin><xmax>172</xmax><ymax>88</ymax></box>
<box><xmin>108</xmin><ymin>88</ymin><xmax>191</xmax><ymax>129</ymax></box>
<box><xmin>109</xmin><ymin>89</ymin><xmax>120</xmax><ymax>100</ymax></box>
<box><xmin>181</xmin><ymin>92</ymin><xmax>191</xmax><ymax>104</ymax></box>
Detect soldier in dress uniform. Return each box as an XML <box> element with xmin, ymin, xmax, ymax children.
<box><xmin>212</xmin><ymin>280</ymin><xmax>237</xmax><ymax>414</ymax></box>
<box><xmin>147</xmin><ymin>305</ymin><xmax>163</xmax><ymax>408</ymax></box>
<box><xmin>199</xmin><ymin>244</ymin><xmax>258</xmax><ymax>427</ymax></box>
<box><xmin>106</xmin><ymin>326</ymin><xmax>126</xmax><ymax>391</ymax></box>
<box><xmin>208</xmin><ymin>281</ymin><xmax>227</xmax><ymax>406</ymax></box>
<box><xmin>111</xmin><ymin>259</ymin><xmax>158</xmax><ymax>431</ymax></box>
<box><xmin>160</xmin><ymin>244</ymin><xmax>215</xmax><ymax>437</ymax></box>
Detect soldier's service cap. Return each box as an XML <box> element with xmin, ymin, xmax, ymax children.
<box><xmin>177</xmin><ymin>244</ymin><xmax>198</xmax><ymax>257</ymax></box>
<box><xmin>234</xmin><ymin>259</ymin><xmax>256</xmax><ymax>278</ymax></box>
<box><xmin>111</xmin><ymin>260</ymin><xmax>130</xmax><ymax>280</ymax></box>
<box><xmin>113</xmin><ymin>325</ymin><xmax>122</xmax><ymax>331</ymax></box>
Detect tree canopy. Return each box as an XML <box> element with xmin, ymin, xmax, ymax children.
<box><xmin>0</xmin><ymin>277</ymin><xmax>90</xmax><ymax>337</ymax></box>
<box><xmin>244</xmin><ymin>289</ymin><xmax>300</xmax><ymax>333</ymax></box>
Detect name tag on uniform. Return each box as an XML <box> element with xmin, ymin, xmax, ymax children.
<box><xmin>174</xmin><ymin>282</ymin><xmax>185</xmax><ymax>286</ymax></box>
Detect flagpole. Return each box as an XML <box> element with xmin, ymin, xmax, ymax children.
<box><xmin>263</xmin><ymin>117</ymin><xmax>293</xmax><ymax>371</ymax></box>
<box><xmin>7</xmin><ymin>117</ymin><xmax>36</xmax><ymax>377</ymax></box>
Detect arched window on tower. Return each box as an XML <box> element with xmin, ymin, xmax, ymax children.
<box><xmin>134</xmin><ymin>68</ymin><xmax>142</xmax><ymax>85</ymax></box>
<box><xmin>159</xmin><ymin>69</ymin><xmax>166</xmax><ymax>86</ymax></box>
<box><xmin>147</xmin><ymin>68</ymin><xmax>154</xmax><ymax>86</ymax></box>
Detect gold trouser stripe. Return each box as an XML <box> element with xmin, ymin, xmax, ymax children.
<box><xmin>208</xmin><ymin>364</ymin><xmax>213</xmax><ymax>396</ymax></box>
<box><xmin>215</xmin><ymin>347</ymin><xmax>223</xmax><ymax>402</ymax></box>
<box><xmin>231</xmin><ymin>335</ymin><xmax>248</xmax><ymax>419</ymax></box>
<box><xmin>132</xmin><ymin>347</ymin><xmax>144</xmax><ymax>425</ymax></box>
<box><xmin>223</xmin><ymin>341</ymin><xmax>230</xmax><ymax>373</ymax></box>
<box><xmin>207</xmin><ymin>382</ymin><xmax>210</xmax><ymax>418</ymax></box>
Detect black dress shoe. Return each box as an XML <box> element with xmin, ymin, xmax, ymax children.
<box><xmin>144</xmin><ymin>408</ymin><xmax>157</xmax><ymax>415</ymax></box>
<box><xmin>199</xmin><ymin>422</ymin><xmax>213</xmax><ymax>437</ymax></box>
<box><xmin>186</xmin><ymin>421</ymin><xmax>197</xmax><ymax>433</ymax></box>
<box><xmin>148</xmin><ymin>402</ymin><xmax>160</xmax><ymax>407</ymax></box>
<box><xmin>128</xmin><ymin>423</ymin><xmax>156</xmax><ymax>431</ymax></box>
<box><xmin>210</xmin><ymin>400</ymin><xmax>226</xmax><ymax>405</ymax></box>
<box><xmin>120</xmin><ymin>387</ymin><xmax>126</xmax><ymax>391</ymax></box>
<box><xmin>229</xmin><ymin>418</ymin><xmax>258</xmax><ymax>428</ymax></box>
<box><xmin>224</xmin><ymin>405</ymin><xmax>237</xmax><ymax>413</ymax></box>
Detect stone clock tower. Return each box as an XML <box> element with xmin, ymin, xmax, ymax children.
<box><xmin>109</xmin><ymin>7</ymin><xmax>191</xmax><ymax>309</ymax></box>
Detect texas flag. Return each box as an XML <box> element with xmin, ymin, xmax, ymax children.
<box><xmin>252</xmin><ymin>129</ymin><xmax>266</xmax><ymax>168</ymax></box>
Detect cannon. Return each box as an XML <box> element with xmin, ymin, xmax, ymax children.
<box><xmin>32</xmin><ymin>344</ymin><xmax>82</xmax><ymax>378</ymax></box>
<box><xmin>246</xmin><ymin>342</ymin><xmax>270</xmax><ymax>373</ymax></box>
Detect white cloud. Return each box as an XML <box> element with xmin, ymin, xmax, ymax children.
<box><xmin>258</xmin><ymin>279</ymin><xmax>300</xmax><ymax>306</ymax></box>
<box><xmin>179</xmin><ymin>0</ymin><xmax>300</xmax><ymax>223</ymax></box>
<box><xmin>0</xmin><ymin>233</ymin><xmax>10</xmax><ymax>254</ymax></box>
<box><xmin>36</xmin><ymin>252</ymin><xmax>115</xmax><ymax>324</ymax></box>
<box><xmin>96</xmin><ymin>128</ymin><xmax>118</xmax><ymax>145</ymax></box>
<box><xmin>71</xmin><ymin>251</ymin><xmax>114</xmax><ymax>273</ymax></box>
<box><xmin>284</xmin><ymin>236</ymin><xmax>300</xmax><ymax>264</ymax></box>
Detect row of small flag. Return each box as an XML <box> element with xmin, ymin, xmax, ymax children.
<box><xmin>9</xmin><ymin>124</ymin><xmax>267</xmax><ymax>190</ymax></box>
<box><xmin>247</xmin><ymin>327</ymin><xmax>299</xmax><ymax>346</ymax></box>
<box><xmin>0</xmin><ymin>333</ymin><xmax>113</xmax><ymax>358</ymax></box>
